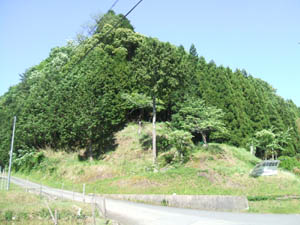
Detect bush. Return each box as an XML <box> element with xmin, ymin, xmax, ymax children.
<box><xmin>247</xmin><ymin>195</ymin><xmax>277</xmax><ymax>201</ymax></box>
<box><xmin>13</xmin><ymin>147</ymin><xmax>45</xmax><ymax>171</ymax></box>
<box><xmin>157</xmin><ymin>135</ymin><xmax>172</xmax><ymax>152</ymax></box>
<box><xmin>139</xmin><ymin>133</ymin><xmax>171</xmax><ymax>152</ymax></box>
<box><xmin>158</xmin><ymin>150</ymin><xmax>178</xmax><ymax>166</ymax></box>
<box><xmin>168</xmin><ymin>130</ymin><xmax>194</xmax><ymax>158</ymax></box>
<box><xmin>278</xmin><ymin>156</ymin><xmax>300</xmax><ymax>172</ymax></box>
<box><xmin>4</xmin><ymin>210</ymin><xmax>13</xmax><ymax>221</ymax></box>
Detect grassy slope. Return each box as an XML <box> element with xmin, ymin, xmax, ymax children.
<box><xmin>14</xmin><ymin>123</ymin><xmax>300</xmax><ymax>213</ymax></box>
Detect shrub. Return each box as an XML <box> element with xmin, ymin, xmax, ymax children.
<box><xmin>278</xmin><ymin>156</ymin><xmax>300</xmax><ymax>172</ymax></box>
<box><xmin>158</xmin><ymin>150</ymin><xmax>178</xmax><ymax>166</ymax></box>
<box><xmin>157</xmin><ymin>135</ymin><xmax>171</xmax><ymax>152</ymax></box>
<box><xmin>161</xmin><ymin>199</ymin><xmax>169</xmax><ymax>206</ymax></box>
<box><xmin>168</xmin><ymin>130</ymin><xmax>194</xmax><ymax>159</ymax></box>
<box><xmin>13</xmin><ymin>147</ymin><xmax>45</xmax><ymax>171</ymax></box>
<box><xmin>247</xmin><ymin>195</ymin><xmax>277</xmax><ymax>201</ymax></box>
<box><xmin>139</xmin><ymin>133</ymin><xmax>171</xmax><ymax>152</ymax></box>
<box><xmin>4</xmin><ymin>210</ymin><xmax>13</xmax><ymax>221</ymax></box>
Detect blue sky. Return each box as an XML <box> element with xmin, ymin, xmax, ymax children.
<box><xmin>1</xmin><ymin>0</ymin><xmax>299</xmax><ymax>106</ymax></box>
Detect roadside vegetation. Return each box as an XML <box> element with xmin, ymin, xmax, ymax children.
<box><xmin>248</xmin><ymin>199</ymin><xmax>300</xmax><ymax>214</ymax></box>
<box><xmin>12</xmin><ymin>123</ymin><xmax>300</xmax><ymax>213</ymax></box>
<box><xmin>0</xmin><ymin>185</ymin><xmax>111</xmax><ymax>225</ymax></box>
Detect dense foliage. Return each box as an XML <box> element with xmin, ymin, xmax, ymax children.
<box><xmin>0</xmin><ymin>11</ymin><xmax>299</xmax><ymax>166</ymax></box>
<box><xmin>172</xmin><ymin>98</ymin><xmax>227</xmax><ymax>147</ymax></box>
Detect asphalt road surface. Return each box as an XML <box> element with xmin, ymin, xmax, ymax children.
<box><xmin>10</xmin><ymin>176</ymin><xmax>300</xmax><ymax>225</ymax></box>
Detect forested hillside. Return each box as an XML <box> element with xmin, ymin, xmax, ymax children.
<box><xmin>0</xmin><ymin>11</ymin><xmax>299</xmax><ymax>166</ymax></box>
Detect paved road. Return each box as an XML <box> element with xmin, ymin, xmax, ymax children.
<box><xmin>10</xmin><ymin>176</ymin><xmax>300</xmax><ymax>225</ymax></box>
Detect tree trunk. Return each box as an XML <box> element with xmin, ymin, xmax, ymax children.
<box><xmin>152</xmin><ymin>95</ymin><xmax>157</xmax><ymax>164</ymax></box>
<box><xmin>88</xmin><ymin>140</ymin><xmax>93</xmax><ymax>161</ymax></box>
<box><xmin>138</xmin><ymin>120</ymin><xmax>142</xmax><ymax>135</ymax></box>
<box><xmin>201</xmin><ymin>132</ymin><xmax>208</xmax><ymax>148</ymax></box>
<box><xmin>250</xmin><ymin>144</ymin><xmax>254</xmax><ymax>155</ymax></box>
<box><xmin>138</xmin><ymin>113</ymin><xmax>142</xmax><ymax>135</ymax></box>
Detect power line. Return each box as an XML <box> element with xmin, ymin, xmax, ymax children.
<box><xmin>68</xmin><ymin>0</ymin><xmax>121</xmax><ymax>53</ymax></box>
<box><xmin>70</xmin><ymin>0</ymin><xmax>144</xmax><ymax>73</ymax></box>
<box><xmin>124</xmin><ymin>0</ymin><xmax>143</xmax><ymax>17</ymax></box>
<box><xmin>109</xmin><ymin>0</ymin><xmax>120</xmax><ymax>11</ymax></box>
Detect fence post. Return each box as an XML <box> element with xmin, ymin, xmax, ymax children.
<box><xmin>55</xmin><ymin>210</ymin><xmax>58</xmax><ymax>225</ymax></box>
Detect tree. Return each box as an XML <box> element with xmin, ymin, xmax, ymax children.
<box><xmin>131</xmin><ymin>37</ymin><xmax>185</xmax><ymax>163</ymax></box>
<box><xmin>168</xmin><ymin>129</ymin><xmax>193</xmax><ymax>161</ymax></box>
<box><xmin>254</xmin><ymin>127</ymin><xmax>291</xmax><ymax>159</ymax></box>
<box><xmin>189</xmin><ymin>44</ymin><xmax>198</xmax><ymax>58</ymax></box>
<box><xmin>121</xmin><ymin>92</ymin><xmax>164</xmax><ymax>134</ymax></box>
<box><xmin>1</xmin><ymin>10</ymin><xmax>300</xmax><ymax>165</ymax></box>
<box><xmin>172</xmin><ymin>98</ymin><xmax>227</xmax><ymax>147</ymax></box>
<box><xmin>95</xmin><ymin>10</ymin><xmax>134</xmax><ymax>34</ymax></box>
<box><xmin>63</xmin><ymin>42</ymin><xmax>130</xmax><ymax>159</ymax></box>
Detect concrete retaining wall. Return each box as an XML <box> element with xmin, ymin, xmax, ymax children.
<box><xmin>101</xmin><ymin>194</ymin><xmax>249</xmax><ymax>211</ymax></box>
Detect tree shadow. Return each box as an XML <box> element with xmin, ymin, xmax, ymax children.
<box><xmin>139</xmin><ymin>133</ymin><xmax>171</xmax><ymax>152</ymax></box>
<box><xmin>78</xmin><ymin>136</ymin><xmax>119</xmax><ymax>161</ymax></box>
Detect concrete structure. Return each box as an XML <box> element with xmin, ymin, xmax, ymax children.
<box><xmin>250</xmin><ymin>160</ymin><xmax>280</xmax><ymax>177</ymax></box>
<box><xmin>101</xmin><ymin>194</ymin><xmax>249</xmax><ymax>211</ymax></box>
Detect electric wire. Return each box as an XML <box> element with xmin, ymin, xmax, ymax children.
<box><xmin>69</xmin><ymin>0</ymin><xmax>120</xmax><ymax>53</ymax></box>
<box><xmin>69</xmin><ymin>0</ymin><xmax>144</xmax><ymax>73</ymax></box>
<box><xmin>109</xmin><ymin>0</ymin><xmax>120</xmax><ymax>11</ymax></box>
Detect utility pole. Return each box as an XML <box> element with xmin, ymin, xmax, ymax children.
<box><xmin>7</xmin><ymin>116</ymin><xmax>16</xmax><ymax>190</ymax></box>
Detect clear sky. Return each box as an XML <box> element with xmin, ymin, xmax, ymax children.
<box><xmin>1</xmin><ymin>0</ymin><xmax>299</xmax><ymax>106</ymax></box>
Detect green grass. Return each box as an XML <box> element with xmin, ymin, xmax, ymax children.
<box><xmin>249</xmin><ymin>199</ymin><xmax>300</xmax><ymax>214</ymax></box>
<box><xmin>0</xmin><ymin>186</ymin><xmax>111</xmax><ymax>225</ymax></box>
<box><xmin>12</xmin><ymin>123</ymin><xmax>300</xmax><ymax>213</ymax></box>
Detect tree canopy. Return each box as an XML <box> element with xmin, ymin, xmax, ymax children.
<box><xmin>172</xmin><ymin>98</ymin><xmax>227</xmax><ymax>147</ymax></box>
<box><xmin>0</xmin><ymin>11</ymin><xmax>299</xmax><ymax>166</ymax></box>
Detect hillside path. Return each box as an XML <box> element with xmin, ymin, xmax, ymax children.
<box><xmin>11</xmin><ymin>176</ymin><xmax>300</xmax><ymax>225</ymax></box>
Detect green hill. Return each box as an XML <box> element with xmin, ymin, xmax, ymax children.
<box><xmin>1</xmin><ymin>10</ymin><xmax>300</xmax><ymax>213</ymax></box>
<box><xmin>0</xmin><ymin>11</ymin><xmax>300</xmax><ymax>166</ymax></box>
